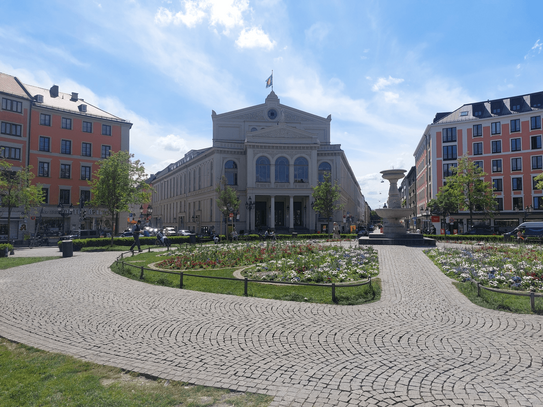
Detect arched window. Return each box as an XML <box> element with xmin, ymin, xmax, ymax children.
<box><xmin>251</xmin><ymin>127</ymin><xmax>258</xmax><ymax>132</ymax></box>
<box><xmin>256</xmin><ymin>156</ymin><xmax>270</xmax><ymax>182</ymax></box>
<box><xmin>275</xmin><ymin>157</ymin><xmax>289</xmax><ymax>183</ymax></box>
<box><xmin>294</xmin><ymin>157</ymin><xmax>308</xmax><ymax>183</ymax></box>
<box><xmin>318</xmin><ymin>162</ymin><xmax>332</xmax><ymax>183</ymax></box>
<box><xmin>225</xmin><ymin>160</ymin><xmax>238</xmax><ymax>185</ymax></box>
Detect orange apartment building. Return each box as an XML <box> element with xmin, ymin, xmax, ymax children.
<box><xmin>0</xmin><ymin>72</ymin><xmax>131</xmax><ymax>241</ymax></box>
<box><xmin>414</xmin><ymin>91</ymin><xmax>543</xmax><ymax>234</ymax></box>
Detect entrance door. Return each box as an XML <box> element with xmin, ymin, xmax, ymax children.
<box><xmin>294</xmin><ymin>202</ymin><xmax>302</xmax><ymax>226</ymax></box>
<box><xmin>275</xmin><ymin>202</ymin><xmax>284</xmax><ymax>227</ymax></box>
<box><xmin>255</xmin><ymin>202</ymin><xmax>267</xmax><ymax>230</ymax></box>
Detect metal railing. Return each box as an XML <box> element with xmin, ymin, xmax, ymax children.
<box><xmin>472</xmin><ymin>281</ymin><xmax>543</xmax><ymax>313</ymax></box>
<box><xmin>114</xmin><ymin>247</ymin><xmax>373</xmax><ymax>303</ymax></box>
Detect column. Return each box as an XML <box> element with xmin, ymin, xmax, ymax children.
<box><xmin>270</xmin><ymin>196</ymin><xmax>275</xmax><ymax>229</ymax></box>
<box><xmin>289</xmin><ymin>195</ymin><xmax>294</xmax><ymax>230</ymax></box>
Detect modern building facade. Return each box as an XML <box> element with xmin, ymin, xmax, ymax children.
<box><xmin>150</xmin><ymin>91</ymin><xmax>366</xmax><ymax>235</ymax></box>
<box><xmin>414</xmin><ymin>91</ymin><xmax>543</xmax><ymax>234</ymax></box>
<box><xmin>0</xmin><ymin>72</ymin><xmax>131</xmax><ymax>240</ymax></box>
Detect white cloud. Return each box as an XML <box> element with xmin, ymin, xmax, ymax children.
<box><xmin>532</xmin><ymin>39</ymin><xmax>542</xmax><ymax>52</ymax></box>
<box><xmin>305</xmin><ymin>22</ymin><xmax>330</xmax><ymax>43</ymax></box>
<box><xmin>236</xmin><ymin>27</ymin><xmax>275</xmax><ymax>50</ymax></box>
<box><xmin>382</xmin><ymin>91</ymin><xmax>400</xmax><ymax>104</ymax></box>
<box><xmin>371</xmin><ymin>76</ymin><xmax>404</xmax><ymax>92</ymax></box>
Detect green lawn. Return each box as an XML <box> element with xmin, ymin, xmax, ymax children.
<box><xmin>0</xmin><ymin>257</ymin><xmax>58</xmax><ymax>270</ymax></box>
<box><xmin>0</xmin><ymin>338</ymin><xmax>272</xmax><ymax>407</ymax></box>
<box><xmin>113</xmin><ymin>251</ymin><xmax>380</xmax><ymax>305</ymax></box>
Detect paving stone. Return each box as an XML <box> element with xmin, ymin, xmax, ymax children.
<box><xmin>1</xmin><ymin>243</ymin><xmax>543</xmax><ymax>405</ymax></box>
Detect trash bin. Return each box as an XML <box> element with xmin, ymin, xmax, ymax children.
<box><xmin>62</xmin><ymin>240</ymin><xmax>73</xmax><ymax>258</ymax></box>
<box><xmin>189</xmin><ymin>234</ymin><xmax>196</xmax><ymax>244</ymax></box>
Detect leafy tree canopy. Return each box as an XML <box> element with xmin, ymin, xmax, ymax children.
<box><xmin>428</xmin><ymin>155</ymin><xmax>496</xmax><ymax>224</ymax></box>
<box><xmin>312</xmin><ymin>172</ymin><xmax>343</xmax><ymax>234</ymax></box>
<box><xmin>89</xmin><ymin>151</ymin><xmax>151</xmax><ymax>243</ymax></box>
<box><xmin>215</xmin><ymin>176</ymin><xmax>240</xmax><ymax>237</ymax></box>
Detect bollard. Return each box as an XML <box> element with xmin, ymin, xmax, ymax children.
<box><xmin>244</xmin><ymin>277</ymin><xmax>248</xmax><ymax>296</ymax></box>
<box><xmin>332</xmin><ymin>283</ymin><xmax>336</xmax><ymax>303</ymax></box>
<box><xmin>139</xmin><ymin>266</ymin><xmax>144</xmax><ymax>280</ymax></box>
<box><xmin>180</xmin><ymin>272</ymin><xmax>184</xmax><ymax>289</ymax></box>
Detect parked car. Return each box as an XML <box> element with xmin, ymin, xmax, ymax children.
<box><xmin>504</xmin><ymin>222</ymin><xmax>543</xmax><ymax>241</ymax></box>
<box><xmin>164</xmin><ymin>227</ymin><xmax>176</xmax><ymax>236</ymax></box>
<box><xmin>116</xmin><ymin>231</ymin><xmax>133</xmax><ymax>238</ymax></box>
<box><xmin>177</xmin><ymin>229</ymin><xmax>191</xmax><ymax>236</ymax></box>
<box><xmin>463</xmin><ymin>225</ymin><xmax>494</xmax><ymax>235</ymax></box>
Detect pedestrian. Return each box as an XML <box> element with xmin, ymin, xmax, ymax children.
<box><xmin>129</xmin><ymin>220</ymin><xmax>142</xmax><ymax>253</ymax></box>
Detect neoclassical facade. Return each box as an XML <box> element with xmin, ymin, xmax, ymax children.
<box><xmin>150</xmin><ymin>92</ymin><xmax>366</xmax><ymax>234</ymax></box>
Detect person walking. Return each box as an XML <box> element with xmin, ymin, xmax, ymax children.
<box><xmin>129</xmin><ymin>220</ymin><xmax>142</xmax><ymax>253</ymax></box>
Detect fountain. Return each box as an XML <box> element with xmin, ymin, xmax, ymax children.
<box><xmin>360</xmin><ymin>169</ymin><xmax>436</xmax><ymax>247</ymax></box>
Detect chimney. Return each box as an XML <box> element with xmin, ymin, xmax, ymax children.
<box><xmin>49</xmin><ymin>85</ymin><xmax>59</xmax><ymax>98</ymax></box>
<box><xmin>71</xmin><ymin>92</ymin><xmax>78</xmax><ymax>101</ymax></box>
<box><xmin>78</xmin><ymin>104</ymin><xmax>87</xmax><ymax>112</ymax></box>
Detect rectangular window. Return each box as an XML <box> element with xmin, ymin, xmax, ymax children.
<box><xmin>59</xmin><ymin>189</ymin><xmax>70</xmax><ymax>205</ymax></box>
<box><xmin>510</xmin><ymin>119</ymin><xmax>521</xmax><ymax>132</ymax></box>
<box><xmin>531</xmin><ymin>135</ymin><xmax>542</xmax><ymax>150</ymax></box>
<box><xmin>101</xmin><ymin>145</ymin><xmax>111</xmax><ymax>158</ymax></box>
<box><xmin>513</xmin><ymin>197</ymin><xmax>523</xmax><ymax>210</ymax></box>
<box><xmin>532</xmin><ymin>156</ymin><xmax>543</xmax><ymax>170</ymax></box>
<box><xmin>82</xmin><ymin>121</ymin><xmax>92</xmax><ymax>133</ymax></box>
<box><xmin>473</xmin><ymin>142</ymin><xmax>483</xmax><ymax>155</ymax></box>
<box><xmin>40</xmin><ymin>113</ymin><xmax>51</xmax><ymax>126</ymax></box>
<box><xmin>61</xmin><ymin>117</ymin><xmax>72</xmax><ymax>129</ymax></box>
<box><xmin>80</xmin><ymin>190</ymin><xmax>91</xmax><ymax>203</ymax></box>
<box><xmin>39</xmin><ymin>136</ymin><xmax>50</xmax><ymax>152</ymax></box>
<box><xmin>101</xmin><ymin>124</ymin><xmax>112</xmax><ymax>136</ymax></box>
<box><xmin>1</xmin><ymin>122</ymin><xmax>22</xmax><ymax>137</ymax></box>
<box><xmin>61</xmin><ymin>140</ymin><xmax>72</xmax><ymax>154</ymax></box>
<box><xmin>491</xmin><ymin>122</ymin><xmax>501</xmax><ymax>135</ymax></box>
<box><xmin>42</xmin><ymin>187</ymin><xmax>49</xmax><ymax>204</ymax></box>
<box><xmin>60</xmin><ymin>164</ymin><xmax>71</xmax><ymax>179</ymax></box>
<box><xmin>534</xmin><ymin>196</ymin><xmax>543</xmax><ymax>209</ymax></box>
<box><xmin>81</xmin><ymin>166</ymin><xmax>91</xmax><ymax>180</ymax></box>
<box><xmin>512</xmin><ymin>177</ymin><xmax>523</xmax><ymax>191</ymax></box>
<box><xmin>38</xmin><ymin>162</ymin><xmax>49</xmax><ymax>177</ymax></box>
<box><xmin>493</xmin><ymin>179</ymin><xmax>503</xmax><ymax>191</ymax></box>
<box><xmin>534</xmin><ymin>176</ymin><xmax>541</xmax><ymax>190</ymax></box>
<box><xmin>0</xmin><ymin>146</ymin><xmax>21</xmax><ymax>160</ymax></box>
<box><xmin>511</xmin><ymin>138</ymin><xmax>521</xmax><ymax>152</ymax></box>
<box><xmin>495</xmin><ymin>197</ymin><xmax>504</xmax><ymax>211</ymax></box>
<box><xmin>81</xmin><ymin>142</ymin><xmax>92</xmax><ymax>157</ymax></box>
<box><xmin>511</xmin><ymin>158</ymin><xmax>522</xmax><ymax>171</ymax></box>
<box><xmin>492</xmin><ymin>159</ymin><xmax>502</xmax><ymax>173</ymax></box>
<box><xmin>2</xmin><ymin>98</ymin><xmax>22</xmax><ymax>113</ymax></box>
<box><xmin>474</xmin><ymin>160</ymin><xmax>483</xmax><ymax>170</ymax></box>
<box><xmin>443</xmin><ymin>145</ymin><xmax>457</xmax><ymax>160</ymax></box>
<box><xmin>531</xmin><ymin>116</ymin><xmax>541</xmax><ymax>130</ymax></box>
<box><xmin>442</xmin><ymin>127</ymin><xmax>456</xmax><ymax>142</ymax></box>
<box><xmin>473</xmin><ymin>124</ymin><xmax>482</xmax><ymax>137</ymax></box>
<box><xmin>492</xmin><ymin>140</ymin><xmax>501</xmax><ymax>153</ymax></box>
<box><xmin>443</xmin><ymin>163</ymin><xmax>457</xmax><ymax>178</ymax></box>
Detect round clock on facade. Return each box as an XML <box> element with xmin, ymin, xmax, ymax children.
<box><xmin>267</xmin><ymin>109</ymin><xmax>277</xmax><ymax>120</ymax></box>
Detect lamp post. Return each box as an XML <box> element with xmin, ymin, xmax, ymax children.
<box><xmin>57</xmin><ymin>203</ymin><xmax>74</xmax><ymax>235</ymax></box>
<box><xmin>524</xmin><ymin>205</ymin><xmax>533</xmax><ymax>223</ymax></box>
<box><xmin>245</xmin><ymin>197</ymin><xmax>255</xmax><ymax>234</ymax></box>
<box><xmin>140</xmin><ymin>205</ymin><xmax>153</xmax><ymax>226</ymax></box>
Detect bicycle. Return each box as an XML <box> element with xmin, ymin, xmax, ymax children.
<box><xmin>29</xmin><ymin>236</ymin><xmax>43</xmax><ymax>249</ymax></box>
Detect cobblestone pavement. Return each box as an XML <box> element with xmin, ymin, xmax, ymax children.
<box><xmin>1</xmin><ymin>244</ymin><xmax>543</xmax><ymax>406</ymax></box>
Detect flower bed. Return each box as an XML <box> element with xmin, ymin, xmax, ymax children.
<box><xmin>155</xmin><ymin>241</ymin><xmax>379</xmax><ymax>283</ymax></box>
<box><xmin>425</xmin><ymin>245</ymin><xmax>543</xmax><ymax>292</ymax></box>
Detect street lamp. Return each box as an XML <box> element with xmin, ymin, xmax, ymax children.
<box><xmin>245</xmin><ymin>197</ymin><xmax>255</xmax><ymax>233</ymax></box>
<box><xmin>57</xmin><ymin>203</ymin><xmax>74</xmax><ymax>235</ymax></box>
<box><xmin>524</xmin><ymin>205</ymin><xmax>533</xmax><ymax>223</ymax></box>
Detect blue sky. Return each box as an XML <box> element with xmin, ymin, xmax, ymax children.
<box><xmin>2</xmin><ymin>0</ymin><xmax>543</xmax><ymax>209</ymax></box>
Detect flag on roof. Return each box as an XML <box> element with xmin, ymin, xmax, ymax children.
<box><xmin>266</xmin><ymin>73</ymin><xmax>273</xmax><ymax>88</ymax></box>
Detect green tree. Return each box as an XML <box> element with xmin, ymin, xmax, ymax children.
<box><xmin>215</xmin><ymin>176</ymin><xmax>240</xmax><ymax>239</ymax></box>
<box><xmin>535</xmin><ymin>172</ymin><xmax>543</xmax><ymax>191</ymax></box>
<box><xmin>429</xmin><ymin>155</ymin><xmax>496</xmax><ymax>226</ymax></box>
<box><xmin>312</xmin><ymin>172</ymin><xmax>343</xmax><ymax>235</ymax></box>
<box><xmin>0</xmin><ymin>158</ymin><xmax>44</xmax><ymax>242</ymax></box>
<box><xmin>89</xmin><ymin>151</ymin><xmax>151</xmax><ymax>245</ymax></box>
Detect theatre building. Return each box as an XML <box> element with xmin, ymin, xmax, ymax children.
<box><xmin>150</xmin><ymin>91</ymin><xmax>366</xmax><ymax>235</ymax></box>
<box><xmin>414</xmin><ymin>91</ymin><xmax>543</xmax><ymax>234</ymax></box>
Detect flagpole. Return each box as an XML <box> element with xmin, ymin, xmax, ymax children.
<box><xmin>271</xmin><ymin>70</ymin><xmax>273</xmax><ymax>91</ymax></box>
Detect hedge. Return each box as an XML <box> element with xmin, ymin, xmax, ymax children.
<box><xmin>424</xmin><ymin>234</ymin><xmax>505</xmax><ymax>243</ymax></box>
